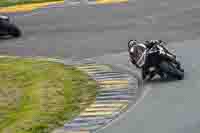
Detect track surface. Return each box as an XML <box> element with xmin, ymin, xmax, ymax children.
<box><xmin>2</xmin><ymin>0</ymin><xmax>200</xmax><ymax>133</ymax></box>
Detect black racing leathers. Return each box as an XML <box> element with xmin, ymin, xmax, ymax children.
<box><xmin>141</xmin><ymin>43</ymin><xmax>181</xmax><ymax>80</ymax></box>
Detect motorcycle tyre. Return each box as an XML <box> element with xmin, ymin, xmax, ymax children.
<box><xmin>159</xmin><ymin>61</ymin><xmax>184</xmax><ymax>80</ymax></box>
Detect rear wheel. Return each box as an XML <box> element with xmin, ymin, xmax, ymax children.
<box><xmin>159</xmin><ymin>61</ymin><xmax>184</xmax><ymax>80</ymax></box>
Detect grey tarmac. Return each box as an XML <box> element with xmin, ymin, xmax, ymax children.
<box><xmin>1</xmin><ymin>0</ymin><xmax>200</xmax><ymax>133</ymax></box>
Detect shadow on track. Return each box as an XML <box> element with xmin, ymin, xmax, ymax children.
<box><xmin>143</xmin><ymin>75</ymin><xmax>187</xmax><ymax>85</ymax></box>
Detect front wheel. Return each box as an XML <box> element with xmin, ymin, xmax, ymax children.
<box><xmin>159</xmin><ymin>61</ymin><xmax>184</xmax><ymax>80</ymax></box>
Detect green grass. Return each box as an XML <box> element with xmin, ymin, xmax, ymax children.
<box><xmin>0</xmin><ymin>57</ymin><xmax>98</xmax><ymax>133</ymax></box>
<box><xmin>0</xmin><ymin>0</ymin><xmax>63</xmax><ymax>7</ymax></box>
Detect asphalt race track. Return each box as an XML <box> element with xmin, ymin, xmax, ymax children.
<box><xmin>2</xmin><ymin>0</ymin><xmax>200</xmax><ymax>132</ymax></box>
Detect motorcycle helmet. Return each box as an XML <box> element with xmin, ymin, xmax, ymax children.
<box><xmin>128</xmin><ymin>40</ymin><xmax>137</xmax><ymax>49</ymax></box>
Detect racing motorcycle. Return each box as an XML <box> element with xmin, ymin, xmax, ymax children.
<box><xmin>0</xmin><ymin>15</ymin><xmax>21</xmax><ymax>37</ymax></box>
<box><xmin>129</xmin><ymin>42</ymin><xmax>184</xmax><ymax>80</ymax></box>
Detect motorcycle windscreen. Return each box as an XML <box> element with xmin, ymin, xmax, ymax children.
<box><xmin>132</xmin><ymin>44</ymin><xmax>147</xmax><ymax>67</ymax></box>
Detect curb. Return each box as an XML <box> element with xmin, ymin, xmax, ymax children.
<box><xmin>95</xmin><ymin>0</ymin><xmax>128</xmax><ymax>4</ymax></box>
<box><xmin>0</xmin><ymin>1</ymin><xmax>64</xmax><ymax>13</ymax></box>
<box><xmin>0</xmin><ymin>0</ymin><xmax>129</xmax><ymax>14</ymax></box>
<box><xmin>52</xmin><ymin>60</ymin><xmax>140</xmax><ymax>133</ymax></box>
<box><xmin>0</xmin><ymin>55</ymin><xmax>139</xmax><ymax>133</ymax></box>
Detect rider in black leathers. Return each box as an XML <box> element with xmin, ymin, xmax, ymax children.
<box><xmin>143</xmin><ymin>40</ymin><xmax>167</xmax><ymax>79</ymax></box>
<box><xmin>128</xmin><ymin>40</ymin><xmax>181</xmax><ymax>80</ymax></box>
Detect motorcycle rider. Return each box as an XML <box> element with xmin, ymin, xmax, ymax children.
<box><xmin>128</xmin><ymin>39</ymin><xmax>182</xmax><ymax>80</ymax></box>
<box><xmin>128</xmin><ymin>39</ymin><xmax>164</xmax><ymax>68</ymax></box>
<box><xmin>144</xmin><ymin>40</ymin><xmax>168</xmax><ymax>79</ymax></box>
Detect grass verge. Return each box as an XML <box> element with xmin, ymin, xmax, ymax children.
<box><xmin>0</xmin><ymin>57</ymin><xmax>98</xmax><ymax>133</ymax></box>
<box><xmin>0</xmin><ymin>0</ymin><xmax>63</xmax><ymax>7</ymax></box>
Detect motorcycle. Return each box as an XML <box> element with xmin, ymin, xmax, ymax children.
<box><xmin>129</xmin><ymin>42</ymin><xmax>184</xmax><ymax>80</ymax></box>
<box><xmin>0</xmin><ymin>14</ymin><xmax>21</xmax><ymax>37</ymax></box>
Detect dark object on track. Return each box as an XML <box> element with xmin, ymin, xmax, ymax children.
<box><xmin>0</xmin><ymin>15</ymin><xmax>21</xmax><ymax>38</ymax></box>
<box><xmin>128</xmin><ymin>41</ymin><xmax>184</xmax><ymax>81</ymax></box>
